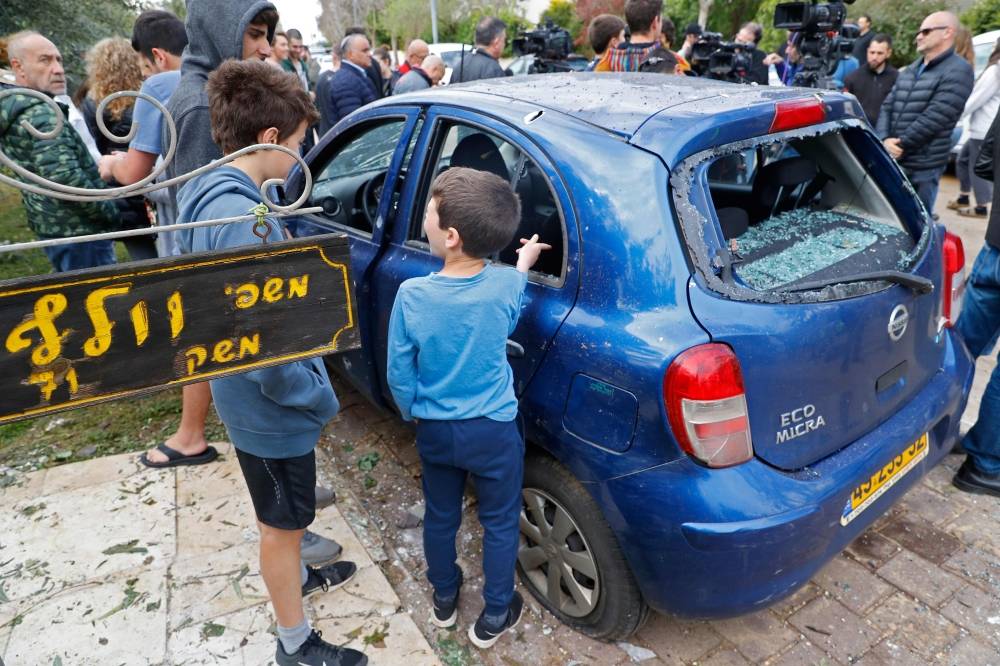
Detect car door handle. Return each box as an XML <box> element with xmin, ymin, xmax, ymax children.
<box><xmin>506</xmin><ymin>339</ymin><xmax>525</xmax><ymax>358</ymax></box>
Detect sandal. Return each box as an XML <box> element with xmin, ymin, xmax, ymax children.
<box><xmin>957</xmin><ymin>206</ymin><xmax>988</xmax><ymax>218</ymax></box>
<box><xmin>140</xmin><ymin>442</ymin><xmax>218</xmax><ymax>468</ymax></box>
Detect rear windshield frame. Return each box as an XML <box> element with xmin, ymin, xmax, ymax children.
<box><xmin>670</xmin><ymin>119</ymin><xmax>933</xmax><ymax>304</ymax></box>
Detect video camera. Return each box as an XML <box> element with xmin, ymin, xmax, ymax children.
<box><xmin>690</xmin><ymin>32</ymin><xmax>757</xmax><ymax>83</ymax></box>
<box><xmin>774</xmin><ymin>0</ymin><xmax>857</xmax><ymax>88</ymax></box>
<box><xmin>512</xmin><ymin>20</ymin><xmax>574</xmax><ymax>73</ymax></box>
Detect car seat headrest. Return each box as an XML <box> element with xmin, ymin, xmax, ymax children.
<box><xmin>450</xmin><ymin>134</ymin><xmax>510</xmax><ymax>182</ymax></box>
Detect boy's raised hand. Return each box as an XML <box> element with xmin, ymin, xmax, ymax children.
<box><xmin>515</xmin><ymin>234</ymin><xmax>552</xmax><ymax>273</ymax></box>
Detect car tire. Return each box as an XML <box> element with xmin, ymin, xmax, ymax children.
<box><xmin>518</xmin><ymin>453</ymin><xmax>649</xmax><ymax>640</ymax></box>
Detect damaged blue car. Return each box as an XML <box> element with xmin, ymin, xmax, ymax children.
<box><xmin>284</xmin><ymin>74</ymin><xmax>974</xmax><ymax>638</ymax></box>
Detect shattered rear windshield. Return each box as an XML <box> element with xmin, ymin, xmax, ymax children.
<box><xmin>672</xmin><ymin>123</ymin><xmax>929</xmax><ymax>303</ymax></box>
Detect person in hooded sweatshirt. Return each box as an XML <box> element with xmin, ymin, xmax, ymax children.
<box><xmin>144</xmin><ymin>0</ymin><xmax>345</xmax><ymax>567</ymax></box>
<box><xmin>181</xmin><ymin>59</ymin><xmax>367</xmax><ymax>666</ymax></box>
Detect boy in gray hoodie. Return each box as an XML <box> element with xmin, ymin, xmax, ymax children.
<box><xmin>180</xmin><ymin>60</ymin><xmax>366</xmax><ymax>666</ymax></box>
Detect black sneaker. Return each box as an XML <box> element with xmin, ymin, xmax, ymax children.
<box><xmin>302</xmin><ymin>561</ymin><xmax>357</xmax><ymax>598</ymax></box>
<box><xmin>431</xmin><ymin>568</ymin><xmax>463</xmax><ymax>628</ymax></box>
<box><xmin>275</xmin><ymin>630</ymin><xmax>367</xmax><ymax>666</ymax></box>
<box><xmin>468</xmin><ymin>591</ymin><xmax>523</xmax><ymax>649</ymax></box>
<box><xmin>953</xmin><ymin>457</ymin><xmax>1000</xmax><ymax>498</ymax></box>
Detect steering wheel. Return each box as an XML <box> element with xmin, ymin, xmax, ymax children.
<box><xmin>362</xmin><ymin>171</ymin><xmax>387</xmax><ymax>229</ymax></box>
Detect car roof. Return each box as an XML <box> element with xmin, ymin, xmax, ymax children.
<box><xmin>383</xmin><ymin>72</ymin><xmax>830</xmax><ymax>138</ymax></box>
<box><xmin>974</xmin><ymin>29</ymin><xmax>1000</xmax><ymax>45</ymax></box>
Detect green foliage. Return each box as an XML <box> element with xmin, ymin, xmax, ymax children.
<box><xmin>962</xmin><ymin>0</ymin><xmax>1000</xmax><ymax>37</ymax></box>
<box><xmin>0</xmin><ymin>0</ymin><xmax>141</xmax><ymax>93</ymax></box>
<box><xmin>850</xmin><ymin>0</ymin><xmax>947</xmax><ymax>67</ymax></box>
<box><xmin>542</xmin><ymin>0</ymin><xmax>583</xmax><ymax>44</ymax></box>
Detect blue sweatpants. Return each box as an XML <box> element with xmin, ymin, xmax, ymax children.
<box><xmin>957</xmin><ymin>243</ymin><xmax>1000</xmax><ymax>474</ymax></box>
<box><xmin>416</xmin><ymin>416</ymin><xmax>524</xmax><ymax>617</ymax></box>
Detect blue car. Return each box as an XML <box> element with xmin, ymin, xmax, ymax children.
<box><xmin>286</xmin><ymin>74</ymin><xmax>974</xmax><ymax>638</ymax></box>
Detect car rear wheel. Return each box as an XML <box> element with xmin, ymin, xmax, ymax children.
<box><xmin>518</xmin><ymin>454</ymin><xmax>648</xmax><ymax>640</ymax></box>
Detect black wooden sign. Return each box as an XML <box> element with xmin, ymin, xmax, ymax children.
<box><xmin>0</xmin><ymin>234</ymin><xmax>359</xmax><ymax>425</ymax></box>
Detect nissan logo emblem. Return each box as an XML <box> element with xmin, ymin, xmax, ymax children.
<box><xmin>888</xmin><ymin>304</ymin><xmax>909</xmax><ymax>341</ymax></box>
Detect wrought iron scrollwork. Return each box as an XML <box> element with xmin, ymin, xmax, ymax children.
<box><xmin>0</xmin><ymin>87</ymin><xmax>322</xmax><ymax>253</ymax></box>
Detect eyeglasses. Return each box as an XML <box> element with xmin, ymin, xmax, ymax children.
<box><xmin>916</xmin><ymin>26</ymin><xmax>948</xmax><ymax>37</ymax></box>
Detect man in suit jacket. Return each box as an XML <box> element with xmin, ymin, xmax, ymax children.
<box><xmin>322</xmin><ymin>34</ymin><xmax>377</xmax><ymax>130</ymax></box>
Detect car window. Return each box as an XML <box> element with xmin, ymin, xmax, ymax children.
<box><xmin>695</xmin><ymin>127</ymin><xmax>917</xmax><ymax>294</ymax></box>
<box><xmin>409</xmin><ymin>120</ymin><xmax>566</xmax><ymax>280</ymax></box>
<box><xmin>307</xmin><ymin>120</ymin><xmax>406</xmax><ymax>236</ymax></box>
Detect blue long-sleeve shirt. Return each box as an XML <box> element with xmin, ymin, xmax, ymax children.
<box><xmin>387</xmin><ymin>265</ymin><xmax>527</xmax><ymax>422</ymax></box>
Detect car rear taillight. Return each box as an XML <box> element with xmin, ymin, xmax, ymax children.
<box><xmin>664</xmin><ymin>343</ymin><xmax>753</xmax><ymax>468</ymax></box>
<box><xmin>942</xmin><ymin>231</ymin><xmax>966</xmax><ymax>328</ymax></box>
<box><xmin>769</xmin><ymin>98</ymin><xmax>826</xmax><ymax>133</ymax></box>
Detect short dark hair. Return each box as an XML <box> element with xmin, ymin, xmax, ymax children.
<box><xmin>206</xmin><ymin>59</ymin><xmax>319</xmax><ymax>154</ymax></box>
<box><xmin>286</xmin><ymin>28</ymin><xmax>303</xmax><ymax>42</ymax></box>
<box><xmin>251</xmin><ymin>8</ymin><xmax>279</xmax><ymax>43</ymax></box>
<box><xmin>684</xmin><ymin>22</ymin><xmax>702</xmax><ymax>36</ymax></box>
<box><xmin>431</xmin><ymin>167</ymin><xmax>521</xmax><ymax>258</ymax></box>
<box><xmin>871</xmin><ymin>32</ymin><xmax>892</xmax><ymax>48</ymax></box>
<box><xmin>131</xmin><ymin>9</ymin><xmax>188</xmax><ymax>60</ymax></box>
<box><xmin>272</xmin><ymin>30</ymin><xmax>287</xmax><ymax>45</ymax></box>
<box><xmin>624</xmin><ymin>0</ymin><xmax>663</xmax><ymax>35</ymax></box>
<box><xmin>589</xmin><ymin>14</ymin><xmax>627</xmax><ymax>54</ymax></box>
<box><xmin>740</xmin><ymin>21</ymin><xmax>763</xmax><ymax>43</ymax></box>
<box><xmin>345</xmin><ymin>26</ymin><xmax>368</xmax><ymax>38</ymax></box>
<box><xmin>661</xmin><ymin>16</ymin><xmax>676</xmax><ymax>45</ymax></box>
<box><xmin>639</xmin><ymin>47</ymin><xmax>678</xmax><ymax>74</ymax></box>
<box><xmin>475</xmin><ymin>16</ymin><xmax>507</xmax><ymax>47</ymax></box>
<box><xmin>859</xmin><ymin>14</ymin><xmax>872</xmax><ymax>23</ymax></box>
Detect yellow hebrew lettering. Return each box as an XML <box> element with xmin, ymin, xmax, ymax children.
<box><xmin>212</xmin><ymin>339</ymin><xmax>235</xmax><ymax>363</ymax></box>
<box><xmin>287</xmin><ymin>275</ymin><xmax>309</xmax><ymax>299</ymax></box>
<box><xmin>262</xmin><ymin>277</ymin><xmax>284</xmax><ymax>303</ymax></box>
<box><xmin>238</xmin><ymin>333</ymin><xmax>260</xmax><ymax>358</ymax></box>
<box><xmin>27</xmin><ymin>370</ymin><xmax>57</xmax><ymax>401</ymax></box>
<box><xmin>233</xmin><ymin>283</ymin><xmax>260</xmax><ymax>309</ymax></box>
<box><xmin>83</xmin><ymin>284</ymin><xmax>131</xmax><ymax>357</ymax></box>
<box><xmin>185</xmin><ymin>346</ymin><xmax>208</xmax><ymax>375</ymax></box>
<box><xmin>167</xmin><ymin>291</ymin><xmax>184</xmax><ymax>339</ymax></box>
<box><xmin>130</xmin><ymin>301</ymin><xmax>149</xmax><ymax>346</ymax></box>
<box><xmin>6</xmin><ymin>293</ymin><xmax>68</xmax><ymax>366</ymax></box>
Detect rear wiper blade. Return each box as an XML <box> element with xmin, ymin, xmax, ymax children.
<box><xmin>785</xmin><ymin>270</ymin><xmax>934</xmax><ymax>295</ymax></box>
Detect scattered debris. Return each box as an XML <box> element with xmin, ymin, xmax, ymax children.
<box><xmin>201</xmin><ymin>622</ymin><xmax>226</xmax><ymax>640</ymax></box>
<box><xmin>102</xmin><ymin>540</ymin><xmax>148</xmax><ymax>556</ymax></box>
<box><xmin>396</xmin><ymin>502</ymin><xmax>425</xmax><ymax>529</ymax></box>
<box><xmin>363</xmin><ymin>623</ymin><xmax>390</xmax><ymax>648</ymax></box>
<box><xmin>76</xmin><ymin>445</ymin><xmax>98</xmax><ymax>458</ymax></box>
<box><xmin>616</xmin><ymin>641</ymin><xmax>657</xmax><ymax>662</ymax></box>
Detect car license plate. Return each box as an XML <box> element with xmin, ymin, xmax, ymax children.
<box><xmin>841</xmin><ymin>433</ymin><xmax>929</xmax><ymax>526</ymax></box>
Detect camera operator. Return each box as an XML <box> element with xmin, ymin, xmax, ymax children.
<box><xmin>734</xmin><ymin>22</ymin><xmax>769</xmax><ymax>85</ymax></box>
<box><xmin>598</xmin><ymin>0</ymin><xmax>662</xmax><ymax>72</ymax></box>
<box><xmin>452</xmin><ymin>16</ymin><xmax>508</xmax><ymax>83</ymax></box>
<box><xmin>586</xmin><ymin>14</ymin><xmax>626</xmax><ymax>71</ymax></box>
<box><xmin>680</xmin><ymin>23</ymin><xmax>702</xmax><ymax>62</ymax></box>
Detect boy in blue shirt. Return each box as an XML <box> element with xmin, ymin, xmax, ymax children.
<box><xmin>387</xmin><ymin>167</ymin><xmax>550</xmax><ymax>648</ymax></box>
<box><xmin>183</xmin><ymin>60</ymin><xmax>366</xmax><ymax>666</ymax></box>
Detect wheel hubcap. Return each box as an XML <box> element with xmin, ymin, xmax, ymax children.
<box><xmin>518</xmin><ymin>488</ymin><xmax>600</xmax><ymax>618</ymax></box>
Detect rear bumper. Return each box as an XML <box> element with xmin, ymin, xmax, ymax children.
<box><xmin>596</xmin><ymin>331</ymin><xmax>974</xmax><ymax>618</ymax></box>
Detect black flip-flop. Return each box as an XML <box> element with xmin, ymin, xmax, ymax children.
<box><xmin>139</xmin><ymin>443</ymin><xmax>219</xmax><ymax>469</ymax></box>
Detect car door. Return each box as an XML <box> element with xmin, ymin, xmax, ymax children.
<box><xmin>367</xmin><ymin>105</ymin><xmax>581</xmax><ymax>408</ymax></box>
<box><xmin>292</xmin><ymin>107</ymin><xmax>423</xmax><ymax>403</ymax></box>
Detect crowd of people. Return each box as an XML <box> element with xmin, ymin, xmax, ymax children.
<box><xmin>4</xmin><ymin>0</ymin><xmax>1000</xmax><ymax>662</ymax></box>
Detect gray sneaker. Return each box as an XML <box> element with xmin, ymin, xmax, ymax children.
<box><xmin>315</xmin><ymin>485</ymin><xmax>336</xmax><ymax>509</ymax></box>
<box><xmin>300</xmin><ymin>530</ymin><xmax>342</xmax><ymax>565</ymax></box>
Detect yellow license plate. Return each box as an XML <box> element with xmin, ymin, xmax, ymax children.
<box><xmin>841</xmin><ymin>433</ymin><xmax>929</xmax><ymax>526</ymax></box>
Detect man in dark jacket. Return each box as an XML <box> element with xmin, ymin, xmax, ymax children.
<box><xmin>734</xmin><ymin>22</ymin><xmax>769</xmax><ymax>85</ymax></box>
<box><xmin>2</xmin><ymin>31</ymin><xmax>119</xmax><ymax>272</ymax></box>
<box><xmin>851</xmin><ymin>15</ymin><xmax>875</xmax><ymax>63</ymax></box>
<box><xmin>344</xmin><ymin>26</ymin><xmax>384</xmax><ymax>98</ymax></box>
<box><xmin>876</xmin><ymin>11</ymin><xmax>973</xmax><ymax>213</ymax></box>
<box><xmin>452</xmin><ymin>16</ymin><xmax>507</xmax><ymax>83</ymax></box>
<box><xmin>952</xmin><ymin>109</ymin><xmax>1000</xmax><ymax>498</ymax></box>
<box><xmin>322</xmin><ymin>34</ymin><xmax>377</xmax><ymax>128</ymax></box>
<box><xmin>844</xmin><ymin>33</ymin><xmax>897</xmax><ymax>125</ymax></box>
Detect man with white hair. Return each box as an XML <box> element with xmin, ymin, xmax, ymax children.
<box><xmin>393</xmin><ymin>54</ymin><xmax>445</xmax><ymax>94</ymax></box>
<box><xmin>320</xmin><ymin>33</ymin><xmax>377</xmax><ymax>130</ymax></box>
<box><xmin>876</xmin><ymin>11</ymin><xmax>973</xmax><ymax>213</ymax></box>
<box><xmin>1</xmin><ymin>31</ymin><xmax>120</xmax><ymax>271</ymax></box>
